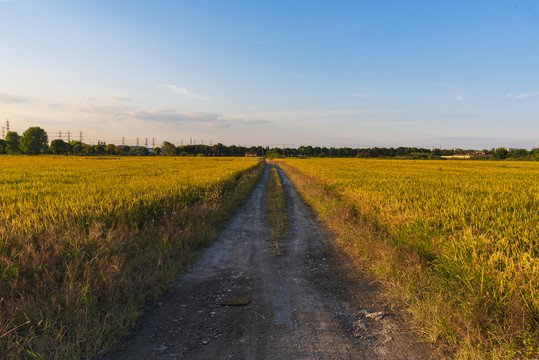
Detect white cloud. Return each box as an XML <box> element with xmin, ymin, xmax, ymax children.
<box><xmin>0</xmin><ymin>91</ymin><xmax>27</xmax><ymax>103</ymax></box>
<box><xmin>506</xmin><ymin>91</ymin><xmax>539</xmax><ymax>99</ymax></box>
<box><xmin>165</xmin><ymin>84</ymin><xmax>208</xmax><ymax>100</ymax></box>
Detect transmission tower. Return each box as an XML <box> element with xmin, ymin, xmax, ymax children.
<box><xmin>67</xmin><ymin>131</ymin><xmax>71</xmax><ymax>142</ymax></box>
<box><xmin>122</xmin><ymin>137</ymin><xmax>125</xmax><ymax>146</ymax></box>
<box><xmin>136</xmin><ymin>138</ymin><xmax>139</xmax><ymax>147</ymax></box>
<box><xmin>145</xmin><ymin>138</ymin><xmax>148</xmax><ymax>147</ymax></box>
<box><xmin>79</xmin><ymin>131</ymin><xmax>83</xmax><ymax>142</ymax></box>
<box><xmin>1</xmin><ymin>127</ymin><xmax>4</xmax><ymax>139</ymax></box>
<box><xmin>6</xmin><ymin>119</ymin><xmax>9</xmax><ymax>132</ymax></box>
<box><xmin>59</xmin><ymin>131</ymin><xmax>62</xmax><ymax>140</ymax></box>
<box><xmin>152</xmin><ymin>138</ymin><xmax>155</xmax><ymax>147</ymax></box>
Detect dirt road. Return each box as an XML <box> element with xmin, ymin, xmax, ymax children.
<box><xmin>104</xmin><ymin>164</ymin><xmax>432</xmax><ymax>359</ymax></box>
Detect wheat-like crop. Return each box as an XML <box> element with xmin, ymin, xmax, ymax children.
<box><xmin>281</xmin><ymin>158</ymin><xmax>539</xmax><ymax>358</ymax></box>
<box><xmin>0</xmin><ymin>156</ymin><xmax>261</xmax><ymax>359</ymax></box>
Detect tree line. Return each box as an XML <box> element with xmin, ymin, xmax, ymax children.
<box><xmin>1</xmin><ymin>126</ymin><xmax>538</xmax><ymax>160</ymax></box>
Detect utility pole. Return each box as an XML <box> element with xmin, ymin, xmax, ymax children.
<box><xmin>282</xmin><ymin>144</ymin><xmax>285</xmax><ymax>157</ymax></box>
<box><xmin>210</xmin><ymin>139</ymin><xmax>212</xmax><ymax>146</ymax></box>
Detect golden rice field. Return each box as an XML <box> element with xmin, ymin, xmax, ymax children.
<box><xmin>0</xmin><ymin>156</ymin><xmax>262</xmax><ymax>359</ymax></box>
<box><xmin>280</xmin><ymin>158</ymin><xmax>539</xmax><ymax>359</ymax></box>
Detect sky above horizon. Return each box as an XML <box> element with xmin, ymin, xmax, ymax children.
<box><xmin>1</xmin><ymin>0</ymin><xmax>538</xmax><ymax>149</ymax></box>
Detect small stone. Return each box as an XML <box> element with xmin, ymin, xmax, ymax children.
<box><xmin>220</xmin><ymin>297</ymin><xmax>251</xmax><ymax>306</ymax></box>
<box><xmin>360</xmin><ymin>310</ymin><xmax>385</xmax><ymax>320</ymax></box>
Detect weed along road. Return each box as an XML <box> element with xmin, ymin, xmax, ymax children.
<box><xmin>104</xmin><ymin>164</ymin><xmax>431</xmax><ymax>359</ymax></box>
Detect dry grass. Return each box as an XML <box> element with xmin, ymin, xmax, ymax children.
<box><xmin>279</xmin><ymin>159</ymin><xmax>539</xmax><ymax>359</ymax></box>
<box><xmin>0</xmin><ymin>157</ymin><xmax>263</xmax><ymax>359</ymax></box>
<box><xmin>265</xmin><ymin>164</ymin><xmax>288</xmax><ymax>254</ymax></box>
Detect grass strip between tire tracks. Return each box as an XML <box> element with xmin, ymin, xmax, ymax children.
<box><xmin>265</xmin><ymin>164</ymin><xmax>288</xmax><ymax>255</ymax></box>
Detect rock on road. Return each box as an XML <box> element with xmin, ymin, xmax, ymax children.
<box><xmin>104</xmin><ymin>164</ymin><xmax>432</xmax><ymax>359</ymax></box>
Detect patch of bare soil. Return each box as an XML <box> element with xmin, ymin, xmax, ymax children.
<box><xmin>101</xmin><ymin>164</ymin><xmax>432</xmax><ymax>359</ymax></box>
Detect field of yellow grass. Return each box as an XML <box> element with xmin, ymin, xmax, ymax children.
<box><xmin>280</xmin><ymin>158</ymin><xmax>539</xmax><ymax>359</ymax></box>
<box><xmin>0</xmin><ymin>156</ymin><xmax>262</xmax><ymax>359</ymax></box>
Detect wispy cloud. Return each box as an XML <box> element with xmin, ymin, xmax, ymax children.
<box><xmin>0</xmin><ymin>91</ymin><xmax>27</xmax><ymax>103</ymax></box>
<box><xmin>348</xmin><ymin>83</ymin><xmax>374</xmax><ymax>99</ymax></box>
<box><xmin>506</xmin><ymin>91</ymin><xmax>539</xmax><ymax>99</ymax></box>
<box><xmin>108</xmin><ymin>96</ymin><xmax>130</xmax><ymax>103</ymax></box>
<box><xmin>126</xmin><ymin>109</ymin><xmax>267</xmax><ymax>129</ymax></box>
<box><xmin>437</xmin><ymin>83</ymin><xmax>465</xmax><ymax>102</ymax></box>
<box><xmin>237</xmin><ymin>109</ymin><xmax>398</xmax><ymax>120</ymax></box>
<box><xmin>165</xmin><ymin>84</ymin><xmax>208</xmax><ymax>100</ymax></box>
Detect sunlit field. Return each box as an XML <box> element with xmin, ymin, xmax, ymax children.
<box><xmin>0</xmin><ymin>156</ymin><xmax>262</xmax><ymax>359</ymax></box>
<box><xmin>280</xmin><ymin>158</ymin><xmax>539</xmax><ymax>358</ymax></box>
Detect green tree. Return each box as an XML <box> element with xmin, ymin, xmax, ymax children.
<box><xmin>508</xmin><ymin>148</ymin><xmax>529</xmax><ymax>159</ymax></box>
<box><xmin>5</xmin><ymin>131</ymin><xmax>21</xmax><ymax>155</ymax></box>
<box><xmin>153</xmin><ymin>147</ymin><xmax>161</xmax><ymax>155</ymax></box>
<box><xmin>19</xmin><ymin>127</ymin><xmax>48</xmax><ymax>155</ymax></box>
<box><xmin>50</xmin><ymin>139</ymin><xmax>70</xmax><ymax>155</ymax></box>
<box><xmin>93</xmin><ymin>145</ymin><xmax>105</xmax><ymax>155</ymax></box>
<box><xmin>161</xmin><ymin>141</ymin><xmax>176</xmax><ymax>156</ymax></box>
<box><xmin>70</xmin><ymin>141</ymin><xmax>84</xmax><ymax>155</ymax></box>
<box><xmin>136</xmin><ymin>147</ymin><xmax>149</xmax><ymax>156</ymax></box>
<box><xmin>493</xmin><ymin>147</ymin><xmax>508</xmax><ymax>160</ymax></box>
<box><xmin>0</xmin><ymin>139</ymin><xmax>6</xmax><ymax>154</ymax></box>
<box><xmin>106</xmin><ymin>143</ymin><xmax>117</xmax><ymax>155</ymax></box>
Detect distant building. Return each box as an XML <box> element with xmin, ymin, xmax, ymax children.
<box><xmin>245</xmin><ymin>151</ymin><xmax>257</xmax><ymax>157</ymax></box>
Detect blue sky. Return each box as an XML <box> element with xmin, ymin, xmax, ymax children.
<box><xmin>1</xmin><ymin>1</ymin><xmax>538</xmax><ymax>149</ymax></box>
